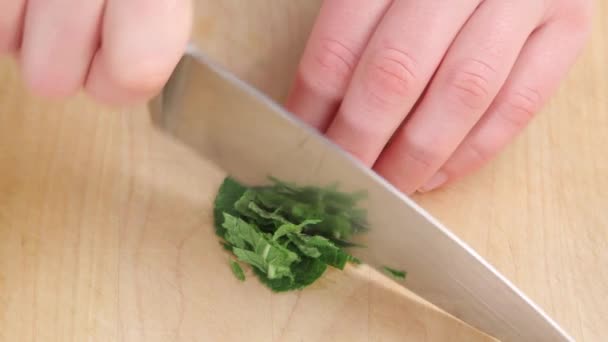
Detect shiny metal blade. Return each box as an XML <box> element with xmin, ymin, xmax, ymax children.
<box><xmin>148</xmin><ymin>47</ymin><xmax>573</xmax><ymax>342</ymax></box>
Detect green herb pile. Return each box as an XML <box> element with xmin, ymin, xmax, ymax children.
<box><xmin>213</xmin><ymin>176</ymin><xmax>369</xmax><ymax>292</ymax></box>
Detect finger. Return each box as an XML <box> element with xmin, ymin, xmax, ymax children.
<box><xmin>19</xmin><ymin>0</ymin><xmax>104</xmax><ymax>97</ymax></box>
<box><xmin>374</xmin><ymin>0</ymin><xmax>545</xmax><ymax>194</ymax></box>
<box><xmin>0</xmin><ymin>0</ymin><xmax>26</xmax><ymax>53</ymax></box>
<box><xmin>324</xmin><ymin>0</ymin><xmax>481</xmax><ymax>166</ymax></box>
<box><xmin>85</xmin><ymin>0</ymin><xmax>192</xmax><ymax>105</ymax></box>
<box><xmin>422</xmin><ymin>15</ymin><xmax>593</xmax><ymax>191</ymax></box>
<box><xmin>285</xmin><ymin>0</ymin><xmax>391</xmax><ymax>131</ymax></box>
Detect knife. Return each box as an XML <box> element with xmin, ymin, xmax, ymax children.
<box><xmin>147</xmin><ymin>46</ymin><xmax>573</xmax><ymax>342</ymax></box>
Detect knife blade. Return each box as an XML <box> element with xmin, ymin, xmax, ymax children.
<box><xmin>148</xmin><ymin>46</ymin><xmax>573</xmax><ymax>342</ymax></box>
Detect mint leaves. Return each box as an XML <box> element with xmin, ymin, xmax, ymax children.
<box><xmin>230</xmin><ymin>260</ymin><xmax>245</xmax><ymax>281</ymax></box>
<box><xmin>214</xmin><ymin>177</ymin><xmax>368</xmax><ymax>292</ymax></box>
<box><xmin>382</xmin><ymin>266</ymin><xmax>407</xmax><ymax>280</ymax></box>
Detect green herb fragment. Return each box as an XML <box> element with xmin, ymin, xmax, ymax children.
<box><xmin>382</xmin><ymin>266</ymin><xmax>407</xmax><ymax>280</ymax></box>
<box><xmin>213</xmin><ymin>176</ymin><xmax>369</xmax><ymax>292</ymax></box>
<box><xmin>230</xmin><ymin>260</ymin><xmax>246</xmax><ymax>281</ymax></box>
<box><xmin>254</xmin><ymin>256</ymin><xmax>328</xmax><ymax>292</ymax></box>
<box><xmin>347</xmin><ymin>255</ymin><xmax>362</xmax><ymax>265</ymax></box>
<box><xmin>213</xmin><ymin>177</ymin><xmax>248</xmax><ymax>237</ymax></box>
<box><xmin>223</xmin><ymin>213</ymin><xmax>299</xmax><ymax>279</ymax></box>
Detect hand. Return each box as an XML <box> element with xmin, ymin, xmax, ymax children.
<box><xmin>286</xmin><ymin>0</ymin><xmax>592</xmax><ymax>194</ymax></box>
<box><xmin>0</xmin><ymin>0</ymin><xmax>192</xmax><ymax>105</ymax></box>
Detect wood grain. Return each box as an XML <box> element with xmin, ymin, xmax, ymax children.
<box><xmin>0</xmin><ymin>0</ymin><xmax>606</xmax><ymax>341</ymax></box>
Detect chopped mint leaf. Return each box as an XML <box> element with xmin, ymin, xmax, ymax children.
<box><xmin>213</xmin><ymin>176</ymin><xmax>369</xmax><ymax>292</ymax></box>
<box><xmin>213</xmin><ymin>178</ymin><xmax>248</xmax><ymax>236</ymax></box>
<box><xmin>230</xmin><ymin>260</ymin><xmax>245</xmax><ymax>281</ymax></box>
<box><xmin>221</xmin><ymin>213</ymin><xmax>258</xmax><ymax>249</ymax></box>
<box><xmin>287</xmin><ymin>233</ymin><xmax>322</xmax><ymax>258</ymax></box>
<box><xmin>273</xmin><ymin>223</ymin><xmax>303</xmax><ymax>241</ymax></box>
<box><xmin>256</xmin><ymin>257</ymin><xmax>328</xmax><ymax>292</ymax></box>
<box><xmin>347</xmin><ymin>255</ymin><xmax>362</xmax><ymax>265</ymax></box>
<box><xmin>233</xmin><ymin>248</ymin><xmax>268</xmax><ymax>274</ymax></box>
<box><xmin>290</xmin><ymin>257</ymin><xmax>328</xmax><ymax>289</ymax></box>
<box><xmin>224</xmin><ymin>214</ymin><xmax>299</xmax><ymax>277</ymax></box>
<box><xmin>247</xmin><ymin>201</ymin><xmax>290</xmax><ymax>226</ymax></box>
<box><xmin>382</xmin><ymin>266</ymin><xmax>407</xmax><ymax>280</ymax></box>
<box><xmin>332</xmin><ymin>239</ymin><xmax>367</xmax><ymax>248</ymax></box>
<box><xmin>273</xmin><ymin>219</ymin><xmax>321</xmax><ymax>242</ymax></box>
<box><xmin>291</xmin><ymin>234</ymin><xmax>349</xmax><ymax>270</ymax></box>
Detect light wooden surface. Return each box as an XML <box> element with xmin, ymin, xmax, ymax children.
<box><xmin>0</xmin><ymin>1</ymin><xmax>606</xmax><ymax>341</ymax></box>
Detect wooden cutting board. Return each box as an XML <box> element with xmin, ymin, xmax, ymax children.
<box><xmin>0</xmin><ymin>1</ymin><xmax>606</xmax><ymax>341</ymax></box>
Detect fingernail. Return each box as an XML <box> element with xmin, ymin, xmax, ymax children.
<box><xmin>418</xmin><ymin>172</ymin><xmax>448</xmax><ymax>193</ymax></box>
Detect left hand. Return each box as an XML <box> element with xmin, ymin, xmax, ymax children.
<box><xmin>285</xmin><ymin>0</ymin><xmax>593</xmax><ymax>194</ymax></box>
<box><xmin>0</xmin><ymin>0</ymin><xmax>192</xmax><ymax>105</ymax></box>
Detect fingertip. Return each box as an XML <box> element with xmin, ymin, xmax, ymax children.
<box><xmin>84</xmin><ymin>52</ymin><xmax>166</xmax><ymax>107</ymax></box>
<box><xmin>285</xmin><ymin>73</ymin><xmax>339</xmax><ymax>131</ymax></box>
<box><xmin>417</xmin><ymin>171</ymin><xmax>448</xmax><ymax>193</ymax></box>
<box><xmin>374</xmin><ymin>160</ymin><xmax>417</xmax><ymax>196</ymax></box>
<box><xmin>82</xmin><ymin>0</ymin><xmax>192</xmax><ymax>106</ymax></box>
<box><xmin>20</xmin><ymin>62</ymin><xmax>83</xmax><ymax>99</ymax></box>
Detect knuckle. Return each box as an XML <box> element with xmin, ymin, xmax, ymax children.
<box><xmin>301</xmin><ymin>38</ymin><xmax>358</xmax><ymax>99</ymax></box>
<box><xmin>22</xmin><ymin>62</ymin><xmax>81</xmax><ymax>98</ymax></box>
<box><xmin>363</xmin><ymin>47</ymin><xmax>418</xmax><ymax>108</ymax></box>
<box><xmin>574</xmin><ymin>9</ymin><xmax>594</xmax><ymax>39</ymax></box>
<box><xmin>499</xmin><ymin>86</ymin><xmax>543</xmax><ymax>129</ymax></box>
<box><xmin>464</xmin><ymin>140</ymin><xmax>491</xmax><ymax>164</ymax></box>
<box><xmin>568</xmin><ymin>0</ymin><xmax>594</xmax><ymax>29</ymax></box>
<box><xmin>447</xmin><ymin>58</ymin><xmax>497</xmax><ymax>111</ymax></box>
<box><xmin>401</xmin><ymin>129</ymin><xmax>441</xmax><ymax>169</ymax></box>
<box><xmin>553</xmin><ymin>0</ymin><xmax>593</xmax><ymax>37</ymax></box>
